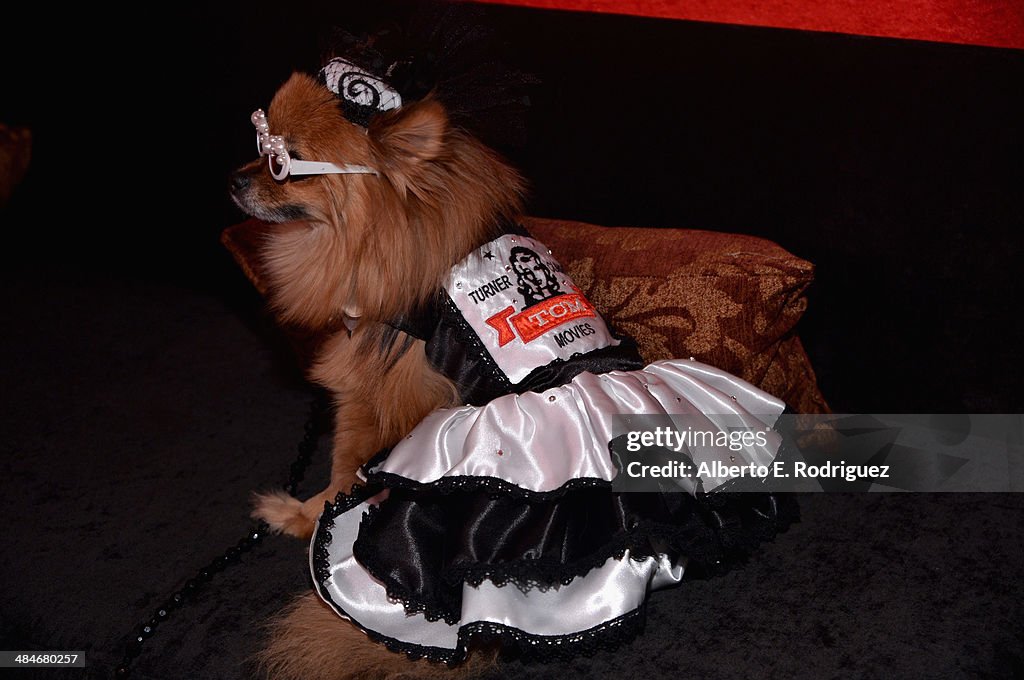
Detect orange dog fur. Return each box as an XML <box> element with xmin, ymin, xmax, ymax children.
<box><xmin>230</xmin><ymin>72</ymin><xmax>525</xmax><ymax>679</ymax></box>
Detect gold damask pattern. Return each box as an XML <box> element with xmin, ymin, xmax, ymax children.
<box><xmin>524</xmin><ymin>218</ymin><xmax>829</xmax><ymax>413</ymax></box>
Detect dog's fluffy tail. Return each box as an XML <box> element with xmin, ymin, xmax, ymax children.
<box><xmin>256</xmin><ymin>593</ymin><xmax>498</xmax><ymax>680</ymax></box>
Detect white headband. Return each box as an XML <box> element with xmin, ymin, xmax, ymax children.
<box><xmin>320</xmin><ymin>58</ymin><xmax>403</xmax><ymax>115</ymax></box>
<box><xmin>251</xmin><ymin>109</ymin><xmax>379</xmax><ymax>181</ymax></box>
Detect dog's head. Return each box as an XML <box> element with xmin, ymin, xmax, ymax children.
<box><xmin>230</xmin><ymin>67</ymin><xmax>524</xmax><ymax>329</ymax></box>
<box><xmin>230</xmin><ymin>72</ymin><xmax>447</xmax><ymax>224</ymax></box>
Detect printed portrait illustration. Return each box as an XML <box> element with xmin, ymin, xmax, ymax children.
<box><xmin>509</xmin><ymin>246</ymin><xmax>563</xmax><ymax>308</ymax></box>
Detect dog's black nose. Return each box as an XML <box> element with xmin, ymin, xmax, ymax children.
<box><xmin>230</xmin><ymin>171</ymin><xmax>251</xmax><ymax>193</ymax></box>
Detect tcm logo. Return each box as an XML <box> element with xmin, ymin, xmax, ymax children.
<box><xmin>485</xmin><ymin>293</ymin><xmax>598</xmax><ymax>346</ymax></box>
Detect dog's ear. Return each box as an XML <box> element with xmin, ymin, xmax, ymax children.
<box><xmin>370</xmin><ymin>99</ymin><xmax>447</xmax><ymax>199</ymax></box>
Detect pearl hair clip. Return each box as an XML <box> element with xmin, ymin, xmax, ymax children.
<box><xmin>251</xmin><ymin>109</ymin><xmax>378</xmax><ymax>181</ymax></box>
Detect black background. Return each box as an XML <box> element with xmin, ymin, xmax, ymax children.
<box><xmin>4</xmin><ymin>1</ymin><xmax>1021</xmax><ymax>412</ymax></box>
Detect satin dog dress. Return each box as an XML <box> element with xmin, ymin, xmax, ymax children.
<box><xmin>310</xmin><ymin>223</ymin><xmax>796</xmax><ymax>662</ymax></box>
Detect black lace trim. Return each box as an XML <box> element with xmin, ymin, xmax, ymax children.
<box><xmin>345</xmin><ymin>474</ymin><xmax>617</xmax><ymax>624</ymax></box>
<box><xmin>311</xmin><ymin>483</ymin><xmax>383</xmax><ymax>587</ymax></box>
<box><xmin>322</xmin><ymin>474</ymin><xmax>798</xmax><ymax>625</ymax></box>
<box><xmin>313</xmin><ymin>490</ymin><xmax>464</xmax><ymax>664</ymax></box>
<box><xmin>313</xmin><ymin>484</ymin><xmax>651</xmax><ymax>663</ymax></box>
<box><xmin>312</xmin><ymin>479</ymin><xmax>797</xmax><ymax>663</ymax></box>
<box><xmin>364</xmin><ymin>469</ymin><xmax>614</xmax><ymax>501</ymax></box>
<box><xmin>313</xmin><ymin>575</ymin><xmax>647</xmax><ymax>666</ymax></box>
<box><xmin>362</xmin><ymin>421</ymin><xmax>791</xmax><ymax>501</ymax></box>
<box><xmin>312</xmin><ymin>429</ymin><xmax>799</xmax><ymax>658</ymax></box>
<box><xmin>458</xmin><ymin>607</ymin><xmax>646</xmax><ymax>662</ymax></box>
<box><xmin>368</xmin><ymin>494</ymin><xmax>795</xmax><ymax>624</ymax></box>
<box><xmin>514</xmin><ymin>337</ymin><xmax>645</xmax><ymax>393</ymax></box>
<box><xmin>353</xmin><ymin>506</ymin><xmax>680</xmax><ymax>625</ymax></box>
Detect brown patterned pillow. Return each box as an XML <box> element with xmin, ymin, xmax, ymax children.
<box><xmin>523</xmin><ymin>217</ymin><xmax>828</xmax><ymax>413</ymax></box>
<box><xmin>222</xmin><ymin>217</ymin><xmax>829</xmax><ymax>413</ymax></box>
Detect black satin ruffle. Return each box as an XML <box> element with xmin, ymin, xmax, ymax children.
<box><xmin>311</xmin><ymin>484</ymin><xmax>657</xmax><ymax>664</ymax></box>
<box><xmin>350</xmin><ymin>482</ymin><xmax>799</xmax><ymax>625</ymax></box>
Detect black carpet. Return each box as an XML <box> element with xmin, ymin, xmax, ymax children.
<box><xmin>1</xmin><ymin>272</ymin><xmax>1022</xmax><ymax>678</ymax></box>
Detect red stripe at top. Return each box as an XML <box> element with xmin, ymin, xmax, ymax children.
<box><xmin>473</xmin><ymin>0</ymin><xmax>1024</xmax><ymax>50</ymax></box>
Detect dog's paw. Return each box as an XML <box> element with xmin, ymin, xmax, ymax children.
<box><xmin>251</xmin><ymin>490</ymin><xmax>316</xmax><ymax>539</ymax></box>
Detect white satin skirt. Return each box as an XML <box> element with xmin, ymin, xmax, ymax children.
<box><xmin>309</xmin><ymin>358</ymin><xmax>790</xmax><ymax>663</ymax></box>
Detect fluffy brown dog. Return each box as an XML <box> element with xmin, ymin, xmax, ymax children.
<box><xmin>232</xmin><ymin>72</ymin><xmax>524</xmax><ymax>538</ymax></box>
<box><xmin>231</xmin><ymin>71</ymin><xmax>524</xmax><ymax>679</ymax></box>
<box><xmin>230</xmin><ymin>46</ymin><xmax>797</xmax><ymax>678</ymax></box>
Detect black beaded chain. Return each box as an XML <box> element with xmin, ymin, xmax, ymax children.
<box><xmin>114</xmin><ymin>391</ymin><xmax>330</xmax><ymax>678</ymax></box>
